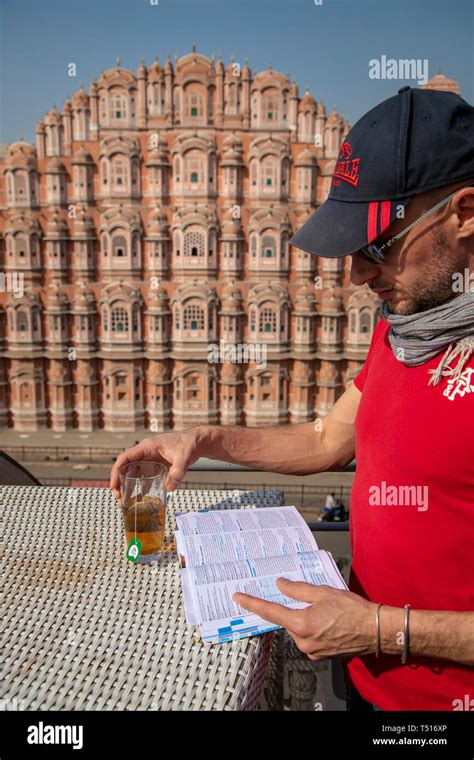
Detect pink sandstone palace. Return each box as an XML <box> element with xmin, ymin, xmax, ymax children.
<box><xmin>0</xmin><ymin>54</ymin><xmax>459</xmax><ymax>432</ymax></box>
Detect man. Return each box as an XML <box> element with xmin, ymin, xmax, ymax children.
<box><xmin>111</xmin><ymin>87</ymin><xmax>474</xmax><ymax>711</ymax></box>
<box><xmin>320</xmin><ymin>492</ymin><xmax>337</xmax><ymax>521</ymax></box>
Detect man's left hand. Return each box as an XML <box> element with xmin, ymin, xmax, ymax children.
<box><xmin>232</xmin><ymin>579</ymin><xmax>376</xmax><ymax>661</ymax></box>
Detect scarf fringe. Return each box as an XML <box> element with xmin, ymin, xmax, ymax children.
<box><xmin>428</xmin><ymin>336</ymin><xmax>474</xmax><ymax>386</ymax></box>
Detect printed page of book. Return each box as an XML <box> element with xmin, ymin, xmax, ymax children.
<box><xmin>180</xmin><ymin>550</ymin><xmax>347</xmax><ymax>642</ymax></box>
<box><xmin>175</xmin><ymin>506</ymin><xmax>318</xmax><ymax>568</ymax></box>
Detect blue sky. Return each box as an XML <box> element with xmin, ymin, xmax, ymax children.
<box><xmin>0</xmin><ymin>0</ymin><xmax>472</xmax><ymax>144</ymax></box>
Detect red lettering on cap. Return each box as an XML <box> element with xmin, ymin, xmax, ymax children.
<box><xmin>332</xmin><ymin>143</ymin><xmax>360</xmax><ymax>187</ymax></box>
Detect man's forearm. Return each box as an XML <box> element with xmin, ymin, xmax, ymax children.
<box><xmin>380</xmin><ymin>606</ymin><xmax>474</xmax><ymax>666</ymax></box>
<box><xmin>195</xmin><ymin>422</ymin><xmax>331</xmax><ymax>476</ymax></box>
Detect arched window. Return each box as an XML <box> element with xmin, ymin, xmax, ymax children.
<box><xmin>15</xmin><ymin>173</ymin><xmax>27</xmax><ymax>202</ymax></box>
<box><xmin>262</xmin><ymin>235</ymin><xmax>275</xmax><ymax>258</ymax></box>
<box><xmin>111</xmin><ymin>93</ymin><xmax>127</xmax><ymax>120</ymax></box>
<box><xmin>262</xmin><ymin>159</ymin><xmax>277</xmax><ymax>191</ymax></box>
<box><xmin>112</xmin><ymin>234</ymin><xmax>127</xmax><ymax>257</ymax></box>
<box><xmin>111</xmin><ymin>155</ymin><xmax>128</xmax><ymax>191</ymax></box>
<box><xmin>111</xmin><ymin>307</ymin><xmax>129</xmax><ymax>333</ymax></box>
<box><xmin>15</xmin><ymin>236</ymin><xmax>27</xmax><ymax>258</ymax></box>
<box><xmin>185</xmin><ymin>92</ymin><xmax>203</xmax><ymax>118</ymax></box>
<box><xmin>263</xmin><ymin>94</ymin><xmax>279</xmax><ymax>122</ymax></box>
<box><xmin>360</xmin><ymin>310</ymin><xmax>371</xmax><ymax>334</ymax></box>
<box><xmin>250</xmin><ymin>160</ymin><xmax>258</xmax><ymax>189</ymax></box>
<box><xmin>184</xmin><ymin>230</ymin><xmax>205</xmax><ymax>257</ymax></box>
<box><xmin>184</xmin><ymin>304</ymin><xmax>204</xmax><ymax>330</ymax></box>
<box><xmin>20</xmin><ymin>381</ymin><xmax>32</xmax><ymax>404</ymax></box>
<box><xmin>259</xmin><ymin>307</ymin><xmax>276</xmax><ymax>334</ymax></box>
<box><xmin>115</xmin><ymin>373</ymin><xmax>128</xmax><ymax>403</ymax></box>
<box><xmin>17</xmin><ymin>310</ymin><xmax>28</xmax><ymax>332</ymax></box>
<box><xmin>174</xmin><ymin>156</ymin><xmax>181</xmax><ymax>184</ymax></box>
<box><xmin>185</xmin><ymin>373</ymin><xmax>200</xmax><ymax>399</ymax></box>
<box><xmin>132</xmin><ymin>304</ymin><xmax>140</xmax><ymax>332</ymax></box>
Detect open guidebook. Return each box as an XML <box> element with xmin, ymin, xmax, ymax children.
<box><xmin>174</xmin><ymin>505</ymin><xmax>348</xmax><ymax>644</ymax></box>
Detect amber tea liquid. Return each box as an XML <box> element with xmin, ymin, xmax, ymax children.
<box><xmin>123</xmin><ymin>494</ymin><xmax>166</xmax><ymax>557</ymax></box>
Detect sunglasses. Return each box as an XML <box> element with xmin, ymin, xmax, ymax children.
<box><xmin>356</xmin><ymin>184</ymin><xmax>474</xmax><ymax>264</ymax></box>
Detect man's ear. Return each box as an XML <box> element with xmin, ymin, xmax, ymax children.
<box><xmin>452</xmin><ymin>187</ymin><xmax>474</xmax><ymax>240</ymax></box>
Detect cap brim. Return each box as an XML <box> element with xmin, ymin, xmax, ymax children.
<box><xmin>289</xmin><ymin>196</ymin><xmax>413</xmax><ymax>258</ymax></box>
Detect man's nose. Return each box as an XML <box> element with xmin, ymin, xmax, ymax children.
<box><xmin>349</xmin><ymin>255</ymin><xmax>381</xmax><ymax>287</ymax></box>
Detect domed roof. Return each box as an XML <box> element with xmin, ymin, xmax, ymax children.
<box><xmin>147</xmin><ymin>206</ymin><xmax>169</xmax><ymax>233</ymax></box>
<box><xmin>221</xmin><ymin>208</ymin><xmax>242</xmax><ymax>235</ymax></box>
<box><xmin>298</xmin><ymin>87</ymin><xmax>316</xmax><ymax>111</ymax></box>
<box><xmin>46</xmin><ymin>212</ymin><xmax>68</xmax><ymax>235</ymax></box>
<box><xmin>294</xmin><ymin>148</ymin><xmax>316</xmax><ymax>166</ymax></box>
<box><xmin>147</xmin><ymin>280</ymin><xmax>169</xmax><ymax>311</ymax></box>
<box><xmin>321</xmin><ymin>286</ymin><xmax>343</xmax><ymax>312</ymax></box>
<box><xmin>73</xmin><ymin>208</ymin><xmax>94</xmax><ymax>235</ymax></box>
<box><xmin>72</xmin><ymin>83</ymin><xmax>89</xmax><ymax>108</ymax></box>
<box><xmin>326</xmin><ymin>106</ymin><xmax>342</xmax><ymax>125</ymax></box>
<box><xmin>6</xmin><ymin>141</ymin><xmax>37</xmax><ymax>167</ymax></box>
<box><xmin>221</xmin><ymin>280</ymin><xmax>242</xmax><ymax>310</ymax></box>
<box><xmin>220</xmin><ymin>362</ymin><xmax>241</xmax><ymax>381</ymax></box>
<box><xmin>422</xmin><ymin>71</ymin><xmax>460</xmax><ymax>94</ymax></box>
<box><xmin>44</xmin><ymin>106</ymin><xmax>62</xmax><ymax>126</ymax></box>
<box><xmin>145</xmin><ymin>135</ymin><xmax>169</xmax><ymax>165</ymax></box>
<box><xmin>147</xmin><ymin>362</ymin><xmax>169</xmax><ymax>381</ymax></box>
<box><xmin>45</xmin><ymin>157</ymin><xmax>66</xmax><ymax>173</ymax></box>
<box><xmin>73</xmin><ymin>282</ymin><xmax>96</xmax><ymax>311</ymax></box>
<box><xmin>148</xmin><ymin>56</ymin><xmax>163</xmax><ymax>78</ymax></box>
<box><xmin>295</xmin><ymin>283</ymin><xmax>316</xmax><ymax>311</ymax></box>
<box><xmin>47</xmin><ymin>282</ymin><xmax>68</xmax><ymax>309</ymax></box>
<box><xmin>292</xmin><ymin>362</ymin><xmax>312</xmax><ymax>382</ymax></box>
<box><xmin>72</xmin><ymin>146</ymin><xmax>93</xmax><ymax>164</ymax></box>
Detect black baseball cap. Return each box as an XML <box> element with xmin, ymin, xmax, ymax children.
<box><xmin>289</xmin><ymin>86</ymin><xmax>474</xmax><ymax>258</ymax></box>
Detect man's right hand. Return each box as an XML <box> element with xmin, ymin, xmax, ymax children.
<box><xmin>109</xmin><ymin>427</ymin><xmax>206</xmax><ymax>506</ymax></box>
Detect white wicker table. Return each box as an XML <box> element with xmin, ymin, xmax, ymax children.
<box><xmin>0</xmin><ymin>485</ymin><xmax>284</xmax><ymax>711</ymax></box>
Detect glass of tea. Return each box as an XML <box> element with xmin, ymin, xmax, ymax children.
<box><xmin>118</xmin><ymin>461</ymin><xmax>168</xmax><ymax>563</ymax></box>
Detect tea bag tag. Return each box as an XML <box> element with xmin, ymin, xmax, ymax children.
<box><xmin>126</xmin><ymin>537</ymin><xmax>142</xmax><ymax>563</ymax></box>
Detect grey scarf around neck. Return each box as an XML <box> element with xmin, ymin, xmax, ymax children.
<box><xmin>380</xmin><ymin>287</ymin><xmax>474</xmax><ymax>386</ymax></box>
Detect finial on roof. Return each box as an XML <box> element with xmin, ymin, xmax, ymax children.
<box><xmin>192</xmin><ymin>42</ymin><xmax>196</xmax><ymax>53</ymax></box>
<box><xmin>267</xmin><ymin>61</ymin><xmax>272</xmax><ymax>70</ymax></box>
<box><xmin>116</xmin><ymin>55</ymin><xmax>121</xmax><ymax>67</ymax></box>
